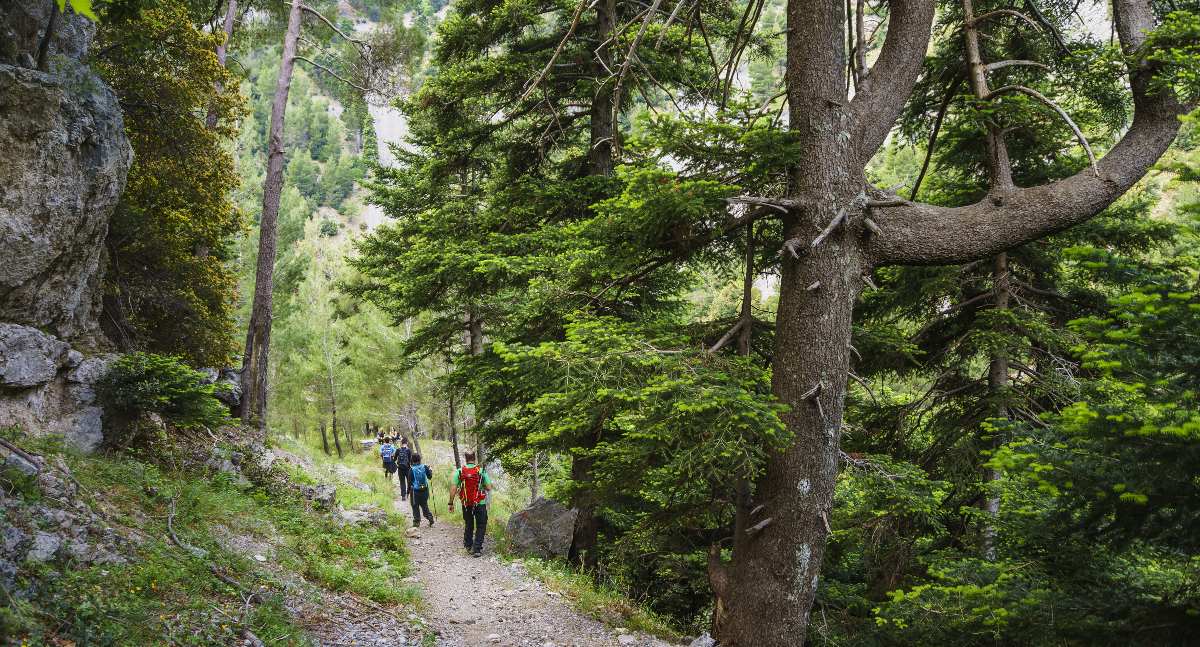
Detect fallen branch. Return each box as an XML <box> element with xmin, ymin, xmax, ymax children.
<box><xmin>167</xmin><ymin>496</ymin><xmax>209</xmax><ymax>559</ymax></box>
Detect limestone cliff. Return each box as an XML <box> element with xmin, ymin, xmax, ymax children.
<box><xmin>0</xmin><ymin>0</ymin><xmax>132</xmax><ymax>450</ymax></box>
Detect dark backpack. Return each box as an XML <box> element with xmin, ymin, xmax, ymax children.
<box><xmin>397</xmin><ymin>446</ymin><xmax>412</xmax><ymax>465</ymax></box>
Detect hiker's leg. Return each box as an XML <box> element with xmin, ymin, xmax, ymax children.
<box><xmin>398</xmin><ymin>466</ymin><xmax>410</xmax><ymax>499</ymax></box>
<box><xmin>472</xmin><ymin>505</ymin><xmax>488</xmax><ymax>553</ymax></box>
<box><xmin>410</xmin><ymin>491</ymin><xmax>420</xmax><ymax>526</ymax></box>
<box><xmin>418</xmin><ymin>490</ymin><xmax>434</xmax><ymax>522</ymax></box>
<box><xmin>462</xmin><ymin>505</ymin><xmax>473</xmax><ymax>548</ymax></box>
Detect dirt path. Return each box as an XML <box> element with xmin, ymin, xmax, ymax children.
<box><xmin>398</xmin><ymin>498</ymin><xmax>671</xmax><ymax>647</ymax></box>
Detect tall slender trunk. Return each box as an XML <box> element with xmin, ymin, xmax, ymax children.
<box><xmin>408</xmin><ymin>404</ymin><xmax>423</xmax><ymax>454</ymax></box>
<box><xmin>239</xmin><ymin>0</ymin><xmax>302</xmax><ymax>430</ymax></box>
<box><xmin>983</xmin><ymin>252</ymin><xmax>1010</xmax><ymax>560</ymax></box>
<box><xmin>205</xmin><ymin>0</ymin><xmax>238</xmax><ymax>130</ymax></box>
<box><xmin>569</xmin><ymin>0</ymin><xmax>618</xmax><ymax>566</ymax></box>
<box><xmin>711</xmin><ymin>0</ymin><xmax>860</xmax><ymax>643</ymax></box>
<box><xmin>448</xmin><ymin>391</ymin><xmax>462</xmax><ymax>469</ymax></box>
<box><xmin>530</xmin><ymin>452</ymin><xmax>541</xmax><ymax>503</ymax></box>
<box><xmin>319</xmin><ymin>422</ymin><xmax>331</xmax><ymax>456</ymax></box>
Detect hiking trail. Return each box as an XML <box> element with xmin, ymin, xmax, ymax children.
<box><xmin>396</xmin><ymin>493</ymin><xmax>673</xmax><ymax>647</ymax></box>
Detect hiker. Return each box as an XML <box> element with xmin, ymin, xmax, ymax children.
<box><xmin>408</xmin><ymin>452</ymin><xmax>435</xmax><ymax>527</ymax></box>
<box><xmin>395</xmin><ymin>437</ymin><xmax>413</xmax><ymax>501</ymax></box>
<box><xmin>379</xmin><ymin>436</ymin><xmax>398</xmax><ymax>482</ymax></box>
<box><xmin>448</xmin><ymin>451</ymin><xmax>491</xmax><ymax>557</ymax></box>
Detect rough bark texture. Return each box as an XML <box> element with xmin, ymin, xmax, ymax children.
<box><xmin>710</xmin><ymin>0</ymin><xmax>1186</xmax><ymax>643</ymax></box>
<box><xmin>240</xmin><ymin>0</ymin><xmax>302</xmax><ymax>430</ymax></box>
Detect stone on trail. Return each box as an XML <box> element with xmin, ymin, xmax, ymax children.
<box><xmin>506</xmin><ymin>496</ymin><xmax>578</xmax><ymax>559</ymax></box>
<box><xmin>616</xmin><ymin>635</ymin><xmax>638</xmax><ymax>646</ymax></box>
<box><xmin>405</xmin><ymin>526</ymin><xmax>421</xmax><ymax>538</ymax></box>
<box><xmin>688</xmin><ymin>634</ymin><xmax>717</xmax><ymax>647</ymax></box>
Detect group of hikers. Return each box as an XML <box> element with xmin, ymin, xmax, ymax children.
<box><xmin>377</xmin><ymin>432</ymin><xmax>491</xmax><ymax>557</ymax></box>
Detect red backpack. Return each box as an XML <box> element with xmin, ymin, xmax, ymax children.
<box><xmin>458</xmin><ymin>465</ymin><xmax>487</xmax><ymax>506</ymax></box>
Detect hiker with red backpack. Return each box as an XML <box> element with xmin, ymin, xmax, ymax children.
<box><xmin>448</xmin><ymin>451</ymin><xmax>491</xmax><ymax>557</ymax></box>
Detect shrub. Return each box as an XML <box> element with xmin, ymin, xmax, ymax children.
<box><xmin>97</xmin><ymin>353</ymin><xmax>229</xmax><ymax>434</ymax></box>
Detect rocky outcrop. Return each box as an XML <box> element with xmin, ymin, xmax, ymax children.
<box><xmin>0</xmin><ymin>323</ymin><xmax>114</xmax><ymax>451</ymax></box>
<box><xmin>0</xmin><ymin>0</ymin><xmax>131</xmax><ymax>450</ymax></box>
<box><xmin>506</xmin><ymin>496</ymin><xmax>578</xmax><ymax>559</ymax></box>
<box><xmin>1</xmin><ymin>1</ymin><xmax>131</xmax><ymax>346</ymax></box>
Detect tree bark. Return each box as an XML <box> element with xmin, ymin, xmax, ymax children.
<box><xmin>319</xmin><ymin>422</ymin><xmax>331</xmax><ymax>456</ymax></box>
<box><xmin>982</xmin><ymin>253</ymin><xmax>1009</xmax><ymax>560</ymax></box>
<box><xmin>587</xmin><ymin>0</ymin><xmax>617</xmax><ymax>176</ymax></box>
<box><xmin>239</xmin><ymin>0</ymin><xmax>302</xmax><ymax>431</ymax></box>
<box><xmin>568</xmin><ymin>454</ymin><xmax>601</xmax><ymax>568</ymax></box>
<box><xmin>205</xmin><ymin>0</ymin><xmax>238</xmax><ymax>130</ymax></box>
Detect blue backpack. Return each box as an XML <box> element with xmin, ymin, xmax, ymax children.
<box><xmin>380</xmin><ymin>443</ymin><xmax>396</xmax><ymax>461</ymax></box>
<box><xmin>411</xmin><ymin>464</ymin><xmax>429</xmax><ymax>491</ymax></box>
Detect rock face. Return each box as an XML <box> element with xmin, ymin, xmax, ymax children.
<box><xmin>0</xmin><ymin>0</ymin><xmax>131</xmax><ymax>451</ymax></box>
<box><xmin>0</xmin><ymin>0</ymin><xmax>131</xmax><ymax>345</ymax></box>
<box><xmin>0</xmin><ymin>323</ymin><xmax>114</xmax><ymax>451</ymax></box>
<box><xmin>506</xmin><ymin>496</ymin><xmax>578</xmax><ymax>560</ymax></box>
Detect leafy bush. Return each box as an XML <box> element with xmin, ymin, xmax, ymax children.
<box><xmin>97</xmin><ymin>353</ymin><xmax>229</xmax><ymax>434</ymax></box>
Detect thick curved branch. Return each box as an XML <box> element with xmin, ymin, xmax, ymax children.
<box><xmin>868</xmin><ymin>0</ymin><xmax>1184</xmax><ymax>267</ymax></box>
<box><xmin>849</xmin><ymin>0</ymin><xmax>937</xmax><ymax>162</ymax></box>
<box><xmin>986</xmin><ymin>84</ymin><xmax>1098</xmax><ymax>175</ymax></box>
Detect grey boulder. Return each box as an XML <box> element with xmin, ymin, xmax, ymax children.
<box><xmin>505</xmin><ymin>496</ymin><xmax>578</xmax><ymax>560</ymax></box>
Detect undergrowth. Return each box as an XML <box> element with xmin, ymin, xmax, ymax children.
<box><xmin>1</xmin><ymin>428</ymin><xmax>420</xmax><ymax>645</ymax></box>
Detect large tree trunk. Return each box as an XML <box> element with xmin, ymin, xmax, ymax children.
<box><xmin>711</xmin><ymin>0</ymin><xmax>862</xmax><ymax>642</ymax></box>
<box><xmin>205</xmin><ymin>0</ymin><xmax>238</xmax><ymax>130</ymax></box>
<box><xmin>568</xmin><ymin>454</ymin><xmax>601</xmax><ymax>568</ymax></box>
<box><xmin>239</xmin><ymin>0</ymin><xmax>302</xmax><ymax>430</ymax></box>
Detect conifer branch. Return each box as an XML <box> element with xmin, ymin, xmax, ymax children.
<box><xmin>298</xmin><ymin>4</ymin><xmax>366</xmax><ymax>47</ymax></box>
<box><xmin>294</xmin><ymin>55</ymin><xmax>368</xmax><ymax>92</ymax></box>
<box><xmin>969</xmin><ymin>9</ymin><xmax>1042</xmax><ymax>32</ymax></box>
<box><xmin>515</xmin><ymin>0</ymin><xmax>592</xmax><ymax>108</ymax></box>
<box><xmin>985</xmin><ymin>84</ymin><xmax>1099</xmax><ymax>176</ymax></box>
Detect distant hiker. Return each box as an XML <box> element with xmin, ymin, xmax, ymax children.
<box><xmin>449</xmin><ymin>451</ymin><xmax>491</xmax><ymax>557</ymax></box>
<box><xmin>408</xmin><ymin>452</ymin><xmax>435</xmax><ymax>527</ymax></box>
<box><xmin>396</xmin><ymin>437</ymin><xmax>413</xmax><ymax>501</ymax></box>
<box><xmin>379</xmin><ymin>437</ymin><xmax>398</xmax><ymax>481</ymax></box>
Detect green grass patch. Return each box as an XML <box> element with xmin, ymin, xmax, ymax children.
<box><xmin>520</xmin><ymin>558</ymin><xmax>683</xmax><ymax>641</ymax></box>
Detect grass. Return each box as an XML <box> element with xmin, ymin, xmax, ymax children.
<box><xmin>1</xmin><ymin>427</ymin><xmax>422</xmax><ymax>645</ymax></box>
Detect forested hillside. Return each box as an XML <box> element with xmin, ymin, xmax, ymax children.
<box><xmin>2</xmin><ymin>0</ymin><xmax>1198</xmax><ymax>644</ymax></box>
